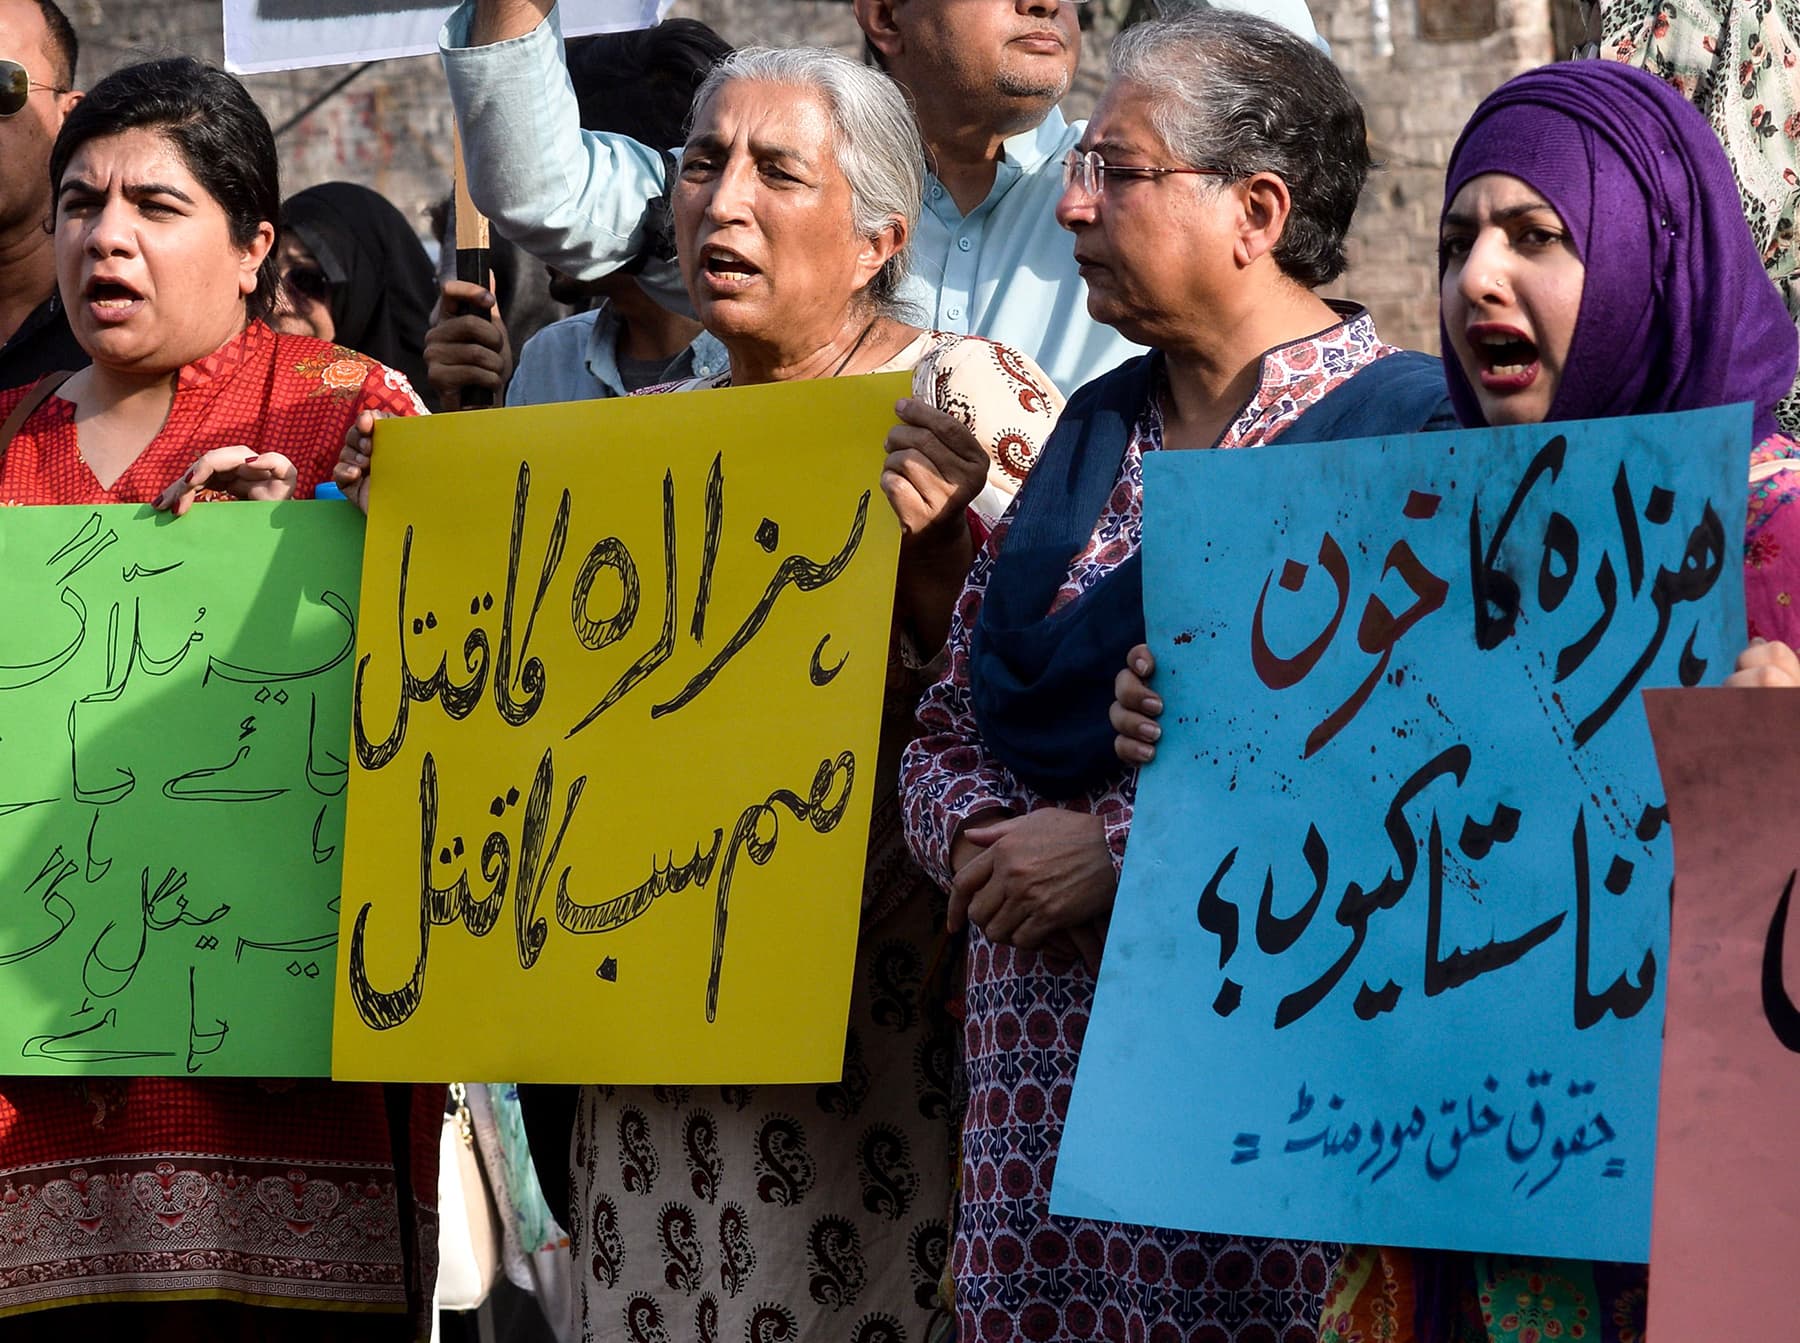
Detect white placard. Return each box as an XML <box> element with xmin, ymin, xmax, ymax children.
<box><xmin>224</xmin><ymin>0</ymin><xmax>670</xmax><ymax>74</ymax></box>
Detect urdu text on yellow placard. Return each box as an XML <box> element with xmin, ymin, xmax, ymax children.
<box><xmin>331</xmin><ymin>373</ymin><xmax>905</xmax><ymax>1082</ymax></box>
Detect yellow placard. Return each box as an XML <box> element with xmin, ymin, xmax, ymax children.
<box><xmin>331</xmin><ymin>374</ymin><xmax>906</xmax><ymax>1082</ymax></box>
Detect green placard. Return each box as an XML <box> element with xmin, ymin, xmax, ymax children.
<box><xmin>0</xmin><ymin>501</ymin><xmax>362</xmax><ymax>1075</ymax></box>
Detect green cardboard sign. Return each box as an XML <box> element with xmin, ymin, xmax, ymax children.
<box><xmin>0</xmin><ymin>502</ymin><xmax>361</xmax><ymax>1075</ymax></box>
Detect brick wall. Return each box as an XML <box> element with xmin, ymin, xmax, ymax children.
<box><xmin>1320</xmin><ymin>0</ymin><xmax>1557</xmax><ymax>351</ymax></box>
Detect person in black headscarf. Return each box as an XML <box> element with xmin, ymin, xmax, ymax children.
<box><xmin>273</xmin><ymin>181</ymin><xmax>438</xmax><ymax>409</ymax></box>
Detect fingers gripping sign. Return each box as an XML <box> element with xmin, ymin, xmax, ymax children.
<box><xmin>1725</xmin><ymin>636</ymin><xmax>1800</xmax><ymax>688</ymax></box>
<box><xmin>425</xmin><ymin>279</ymin><xmax>512</xmax><ymax>413</ymax></box>
<box><xmin>154</xmin><ymin>446</ymin><xmax>298</xmax><ymax>517</ymax></box>
<box><xmin>334</xmin><ymin>409</ymin><xmax>394</xmax><ymax>515</ymax></box>
<box><xmin>880</xmin><ymin>396</ymin><xmax>991</xmax><ymax>539</ymax></box>
<box><xmin>1110</xmin><ymin>642</ymin><xmax>1163</xmax><ymax>765</ymax></box>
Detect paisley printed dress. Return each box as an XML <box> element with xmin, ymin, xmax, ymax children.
<box><xmin>565</xmin><ymin>333</ymin><xmax>1063</xmax><ymax>1343</ymax></box>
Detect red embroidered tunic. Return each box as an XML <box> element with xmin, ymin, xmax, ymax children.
<box><xmin>0</xmin><ymin>322</ymin><xmax>439</xmax><ymax>1328</ymax></box>
<box><xmin>0</xmin><ymin>321</ymin><xmax>425</xmax><ymax>506</ymax></box>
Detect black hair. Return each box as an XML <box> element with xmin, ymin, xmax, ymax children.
<box><xmin>31</xmin><ymin>0</ymin><xmax>77</xmax><ymax>89</ymax></box>
<box><xmin>48</xmin><ymin>55</ymin><xmax>281</xmax><ymax>320</ymax></box>
<box><xmin>564</xmin><ymin>18</ymin><xmax>733</xmax><ymax>149</ymax></box>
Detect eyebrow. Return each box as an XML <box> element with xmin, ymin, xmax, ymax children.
<box><xmin>1441</xmin><ymin>200</ymin><xmax>1557</xmax><ymax>229</ymax></box>
<box><xmin>57</xmin><ymin>177</ymin><xmax>197</xmax><ymax>205</ymax></box>
<box><xmin>1084</xmin><ymin>137</ymin><xmax>1152</xmax><ymax>159</ymax></box>
<box><xmin>683</xmin><ymin>132</ymin><xmax>816</xmax><ymax>171</ymax></box>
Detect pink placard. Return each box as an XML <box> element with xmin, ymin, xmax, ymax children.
<box><xmin>1645</xmin><ymin>686</ymin><xmax>1800</xmax><ymax>1339</ymax></box>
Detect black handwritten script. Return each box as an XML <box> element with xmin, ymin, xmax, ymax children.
<box><xmin>1232</xmin><ymin>1071</ymin><xmax>1627</xmax><ymax>1198</ymax></box>
<box><xmin>1187</xmin><ymin>422</ymin><xmax>1737</xmax><ymax>1036</ymax></box>
<box><xmin>336</xmin><ymin>384</ymin><xmax>903</xmax><ymax>1081</ymax></box>
<box><xmin>1049</xmin><ymin>409</ymin><xmax>1747</xmax><ymax>1258</ymax></box>
<box><xmin>0</xmin><ymin>503</ymin><xmax>365</xmax><ymax>1075</ymax></box>
<box><xmin>1762</xmin><ymin>870</ymin><xmax>1800</xmax><ymax>1054</ymax></box>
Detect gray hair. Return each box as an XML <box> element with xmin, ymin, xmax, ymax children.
<box><xmin>1109</xmin><ymin>9</ymin><xmax>1371</xmax><ymax>287</ymax></box>
<box><xmin>689</xmin><ymin>47</ymin><xmax>925</xmax><ymax>315</ymax></box>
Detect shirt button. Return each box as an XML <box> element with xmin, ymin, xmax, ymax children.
<box><xmin>958</xmin><ymin>237</ymin><xmax>972</xmax><ymax>252</ymax></box>
<box><xmin>947</xmin><ymin>306</ymin><xmax>962</xmax><ymax>320</ymax></box>
<box><xmin>930</xmin><ymin>185</ymin><xmax>943</xmax><ymax>199</ymax></box>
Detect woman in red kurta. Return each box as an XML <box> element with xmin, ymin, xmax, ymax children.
<box><xmin>0</xmin><ymin>57</ymin><xmax>436</xmax><ymax>1341</ymax></box>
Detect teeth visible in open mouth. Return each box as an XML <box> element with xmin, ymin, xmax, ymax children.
<box><xmin>1474</xmin><ymin>332</ymin><xmax>1535</xmax><ymax>373</ymax></box>
<box><xmin>702</xmin><ymin>250</ymin><xmax>756</xmax><ymax>278</ymax></box>
<box><xmin>90</xmin><ymin>281</ymin><xmax>138</xmax><ymax>308</ymax></box>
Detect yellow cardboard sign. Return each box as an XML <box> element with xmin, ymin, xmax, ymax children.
<box><xmin>331</xmin><ymin>374</ymin><xmax>905</xmax><ymax>1082</ymax></box>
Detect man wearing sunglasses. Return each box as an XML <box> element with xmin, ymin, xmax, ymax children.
<box><xmin>0</xmin><ymin>0</ymin><xmax>83</xmax><ymax>391</ymax></box>
<box><xmin>439</xmin><ymin>0</ymin><xmax>1324</xmax><ymax>400</ymax></box>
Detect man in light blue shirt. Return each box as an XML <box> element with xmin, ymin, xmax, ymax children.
<box><xmin>506</xmin><ymin>294</ymin><xmax>727</xmax><ymax>405</ymax></box>
<box><xmin>441</xmin><ymin>0</ymin><xmax>1321</xmax><ymax>396</ymax></box>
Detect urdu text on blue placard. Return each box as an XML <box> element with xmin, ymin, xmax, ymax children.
<box><xmin>1049</xmin><ymin>407</ymin><xmax>1749</xmax><ymax>1262</ymax></box>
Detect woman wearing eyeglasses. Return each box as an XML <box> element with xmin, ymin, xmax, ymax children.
<box><xmin>0</xmin><ymin>55</ymin><xmax>434</xmax><ymax>1342</ymax></box>
<box><xmin>898</xmin><ymin>11</ymin><xmax>1453</xmax><ymax>1342</ymax></box>
<box><xmin>272</xmin><ymin>182</ymin><xmax>440</xmax><ymax>412</ymax></box>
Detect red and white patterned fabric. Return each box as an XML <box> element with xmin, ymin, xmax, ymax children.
<box><xmin>0</xmin><ymin>321</ymin><xmax>439</xmax><ymax>1333</ymax></box>
<box><xmin>902</xmin><ymin>307</ymin><xmax>1404</xmax><ymax>1343</ymax></box>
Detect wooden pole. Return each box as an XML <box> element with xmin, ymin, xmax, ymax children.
<box><xmin>451</xmin><ymin>122</ymin><xmax>494</xmax><ymax>410</ymax></box>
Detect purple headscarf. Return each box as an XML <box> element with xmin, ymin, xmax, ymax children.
<box><xmin>1441</xmin><ymin>61</ymin><xmax>1797</xmax><ymax>443</ymax></box>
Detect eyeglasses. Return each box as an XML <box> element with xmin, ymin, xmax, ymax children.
<box><xmin>0</xmin><ymin>59</ymin><xmax>68</xmax><ymax>118</ymax></box>
<box><xmin>1061</xmin><ymin>147</ymin><xmax>1224</xmax><ymax>197</ymax></box>
<box><xmin>280</xmin><ymin>264</ymin><xmax>332</xmax><ymax>305</ymax></box>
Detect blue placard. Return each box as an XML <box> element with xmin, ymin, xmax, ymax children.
<box><xmin>1049</xmin><ymin>407</ymin><xmax>1749</xmax><ymax>1262</ymax></box>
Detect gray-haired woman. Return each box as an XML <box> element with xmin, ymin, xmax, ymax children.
<box><xmin>345</xmin><ymin>42</ymin><xmax>1066</xmax><ymax>1343</ymax></box>
<box><xmin>900</xmin><ymin>11</ymin><xmax>1456</xmax><ymax>1343</ymax></box>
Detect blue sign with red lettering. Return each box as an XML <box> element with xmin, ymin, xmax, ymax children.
<box><xmin>1051</xmin><ymin>407</ymin><xmax>1749</xmax><ymax>1261</ymax></box>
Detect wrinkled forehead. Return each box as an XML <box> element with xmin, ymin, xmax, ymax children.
<box><xmin>1442</xmin><ymin>172</ymin><xmax>1567</xmax><ymax>227</ymax></box>
<box><xmin>686</xmin><ymin>77</ymin><xmax>838</xmax><ymax>166</ymax></box>
<box><xmin>1081</xmin><ymin>77</ymin><xmax>1179</xmax><ymax>159</ymax></box>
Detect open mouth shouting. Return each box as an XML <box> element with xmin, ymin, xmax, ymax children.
<box><xmin>85</xmin><ymin>274</ymin><xmax>147</xmax><ymax>323</ymax></box>
<box><xmin>1466</xmin><ymin>322</ymin><xmax>1540</xmax><ymax>391</ymax></box>
<box><xmin>697</xmin><ymin>245</ymin><xmax>761</xmax><ymax>296</ymax></box>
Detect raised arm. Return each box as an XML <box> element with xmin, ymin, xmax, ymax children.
<box><xmin>467</xmin><ymin>0</ymin><xmax>551</xmax><ymax>42</ymax></box>
<box><xmin>440</xmin><ymin>0</ymin><xmax>690</xmax><ymax>313</ymax></box>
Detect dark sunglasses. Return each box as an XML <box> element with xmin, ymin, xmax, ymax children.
<box><xmin>0</xmin><ymin>59</ymin><xmax>68</xmax><ymax>118</ymax></box>
<box><xmin>280</xmin><ymin>264</ymin><xmax>333</xmax><ymax>304</ymax></box>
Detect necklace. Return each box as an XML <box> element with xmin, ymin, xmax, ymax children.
<box><xmin>722</xmin><ymin>315</ymin><xmax>886</xmax><ymax>387</ymax></box>
<box><xmin>826</xmin><ymin>316</ymin><xmax>882</xmax><ymax>378</ymax></box>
